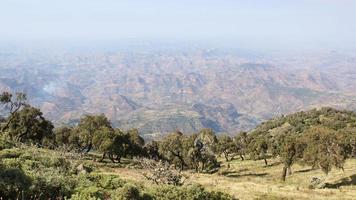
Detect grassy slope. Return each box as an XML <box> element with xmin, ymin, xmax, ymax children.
<box><xmin>2</xmin><ymin>146</ymin><xmax>355</xmax><ymax>200</ymax></box>
<box><xmin>96</xmin><ymin>157</ymin><xmax>356</xmax><ymax>200</ymax></box>
<box><xmin>191</xmin><ymin>158</ymin><xmax>356</xmax><ymax>200</ymax></box>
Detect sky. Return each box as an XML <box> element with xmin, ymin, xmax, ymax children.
<box><xmin>0</xmin><ymin>0</ymin><xmax>356</xmax><ymax>50</ymax></box>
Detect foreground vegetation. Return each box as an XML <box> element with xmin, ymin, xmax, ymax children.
<box><xmin>107</xmin><ymin>157</ymin><xmax>356</xmax><ymax>200</ymax></box>
<box><xmin>0</xmin><ymin>145</ymin><xmax>233</xmax><ymax>200</ymax></box>
<box><xmin>1</xmin><ymin>91</ymin><xmax>356</xmax><ymax>199</ymax></box>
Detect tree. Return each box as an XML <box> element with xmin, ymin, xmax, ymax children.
<box><xmin>54</xmin><ymin>126</ymin><xmax>73</xmax><ymax>149</ymax></box>
<box><xmin>338</xmin><ymin>128</ymin><xmax>356</xmax><ymax>158</ymax></box>
<box><xmin>144</xmin><ymin>140</ymin><xmax>161</xmax><ymax>160</ymax></box>
<box><xmin>126</xmin><ymin>129</ymin><xmax>145</xmax><ymax>157</ymax></box>
<box><xmin>196</xmin><ymin>128</ymin><xmax>217</xmax><ymax>150</ymax></box>
<box><xmin>0</xmin><ymin>92</ymin><xmax>28</xmax><ymax>132</ymax></box>
<box><xmin>76</xmin><ymin>114</ymin><xmax>112</xmax><ymax>153</ymax></box>
<box><xmin>112</xmin><ymin>129</ymin><xmax>130</xmax><ymax>163</ymax></box>
<box><xmin>216</xmin><ymin>134</ymin><xmax>236</xmax><ymax>161</ymax></box>
<box><xmin>92</xmin><ymin>126</ymin><xmax>118</xmax><ymax>162</ymax></box>
<box><xmin>302</xmin><ymin>126</ymin><xmax>345</xmax><ymax>175</ymax></box>
<box><xmin>187</xmin><ymin>129</ymin><xmax>219</xmax><ymax>172</ymax></box>
<box><xmin>6</xmin><ymin>106</ymin><xmax>54</xmax><ymax>145</ymax></box>
<box><xmin>66</xmin><ymin>126</ymin><xmax>85</xmax><ymax>152</ymax></box>
<box><xmin>234</xmin><ymin>132</ymin><xmax>249</xmax><ymax>161</ymax></box>
<box><xmin>159</xmin><ymin>131</ymin><xmax>187</xmax><ymax>170</ymax></box>
<box><xmin>279</xmin><ymin>134</ymin><xmax>304</xmax><ymax>181</ymax></box>
<box><xmin>139</xmin><ymin>158</ymin><xmax>186</xmax><ymax>186</ymax></box>
<box><xmin>248</xmin><ymin>135</ymin><xmax>269</xmax><ymax>166</ymax></box>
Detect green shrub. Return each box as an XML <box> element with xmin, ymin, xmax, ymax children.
<box><xmin>73</xmin><ymin>174</ymin><xmax>126</xmax><ymax>199</ymax></box>
<box><xmin>146</xmin><ymin>184</ymin><xmax>234</xmax><ymax>200</ymax></box>
<box><xmin>70</xmin><ymin>191</ymin><xmax>102</xmax><ymax>200</ymax></box>
<box><xmin>0</xmin><ymin>134</ymin><xmax>15</xmax><ymax>150</ymax></box>
<box><xmin>0</xmin><ymin>148</ymin><xmax>22</xmax><ymax>159</ymax></box>
<box><xmin>72</xmin><ymin>186</ymin><xmax>105</xmax><ymax>200</ymax></box>
<box><xmin>112</xmin><ymin>184</ymin><xmax>143</xmax><ymax>200</ymax></box>
<box><xmin>0</xmin><ymin>166</ymin><xmax>32</xmax><ymax>199</ymax></box>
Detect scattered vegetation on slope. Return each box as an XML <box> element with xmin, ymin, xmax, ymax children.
<box><xmin>1</xmin><ymin>91</ymin><xmax>356</xmax><ymax>199</ymax></box>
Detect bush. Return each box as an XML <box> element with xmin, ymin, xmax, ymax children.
<box><xmin>70</xmin><ymin>191</ymin><xmax>102</xmax><ymax>200</ymax></box>
<box><xmin>112</xmin><ymin>184</ymin><xmax>143</xmax><ymax>200</ymax></box>
<box><xmin>0</xmin><ymin>134</ymin><xmax>15</xmax><ymax>150</ymax></box>
<box><xmin>0</xmin><ymin>148</ymin><xmax>22</xmax><ymax>159</ymax></box>
<box><xmin>139</xmin><ymin>158</ymin><xmax>186</xmax><ymax>186</ymax></box>
<box><xmin>146</xmin><ymin>184</ymin><xmax>234</xmax><ymax>200</ymax></box>
<box><xmin>0</xmin><ymin>167</ymin><xmax>32</xmax><ymax>199</ymax></box>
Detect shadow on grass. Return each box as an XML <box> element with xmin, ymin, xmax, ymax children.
<box><xmin>220</xmin><ymin>168</ymin><xmax>249</xmax><ymax>176</ymax></box>
<box><xmin>323</xmin><ymin>174</ymin><xmax>356</xmax><ymax>188</ymax></box>
<box><xmin>295</xmin><ymin>168</ymin><xmax>315</xmax><ymax>174</ymax></box>
<box><xmin>263</xmin><ymin>161</ymin><xmax>281</xmax><ymax>168</ymax></box>
<box><xmin>225</xmin><ymin>172</ymin><xmax>268</xmax><ymax>178</ymax></box>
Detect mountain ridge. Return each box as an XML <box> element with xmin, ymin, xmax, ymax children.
<box><xmin>1</xmin><ymin>50</ymin><xmax>356</xmax><ymax>137</ymax></box>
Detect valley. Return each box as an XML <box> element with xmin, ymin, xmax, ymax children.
<box><xmin>1</xmin><ymin>49</ymin><xmax>356</xmax><ymax>137</ymax></box>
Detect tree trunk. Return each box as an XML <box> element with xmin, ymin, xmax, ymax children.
<box><xmin>224</xmin><ymin>152</ymin><xmax>229</xmax><ymax>162</ymax></box>
<box><xmin>352</xmin><ymin>145</ymin><xmax>356</xmax><ymax>158</ymax></box>
<box><xmin>1</xmin><ymin>114</ymin><xmax>17</xmax><ymax>132</ymax></box>
<box><xmin>85</xmin><ymin>143</ymin><xmax>92</xmax><ymax>153</ymax></box>
<box><xmin>240</xmin><ymin>154</ymin><xmax>244</xmax><ymax>161</ymax></box>
<box><xmin>116</xmin><ymin>155</ymin><xmax>121</xmax><ymax>163</ymax></box>
<box><xmin>287</xmin><ymin>166</ymin><xmax>292</xmax><ymax>175</ymax></box>
<box><xmin>170</xmin><ymin>151</ymin><xmax>186</xmax><ymax>171</ymax></box>
<box><xmin>264</xmin><ymin>158</ymin><xmax>268</xmax><ymax>166</ymax></box>
<box><xmin>99</xmin><ymin>152</ymin><xmax>106</xmax><ymax>162</ymax></box>
<box><xmin>281</xmin><ymin>166</ymin><xmax>288</xmax><ymax>181</ymax></box>
<box><xmin>108</xmin><ymin>153</ymin><xmax>115</xmax><ymax>163</ymax></box>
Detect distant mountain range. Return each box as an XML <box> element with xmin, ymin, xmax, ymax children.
<box><xmin>1</xmin><ymin>49</ymin><xmax>356</xmax><ymax>138</ymax></box>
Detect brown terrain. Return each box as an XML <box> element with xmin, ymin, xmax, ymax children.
<box><xmin>1</xmin><ymin>49</ymin><xmax>356</xmax><ymax>137</ymax></box>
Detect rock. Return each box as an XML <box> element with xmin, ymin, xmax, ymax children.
<box><xmin>309</xmin><ymin>177</ymin><xmax>325</xmax><ymax>189</ymax></box>
<box><xmin>76</xmin><ymin>164</ymin><xmax>92</xmax><ymax>174</ymax></box>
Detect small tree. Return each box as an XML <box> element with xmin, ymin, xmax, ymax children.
<box><xmin>112</xmin><ymin>129</ymin><xmax>130</xmax><ymax>163</ymax></box>
<box><xmin>76</xmin><ymin>114</ymin><xmax>112</xmax><ymax>153</ymax></box>
<box><xmin>93</xmin><ymin>126</ymin><xmax>117</xmax><ymax>162</ymax></box>
<box><xmin>302</xmin><ymin>126</ymin><xmax>345</xmax><ymax>175</ymax></box>
<box><xmin>0</xmin><ymin>91</ymin><xmax>28</xmax><ymax>132</ymax></box>
<box><xmin>216</xmin><ymin>134</ymin><xmax>236</xmax><ymax>161</ymax></box>
<box><xmin>248</xmin><ymin>135</ymin><xmax>269</xmax><ymax>166</ymax></box>
<box><xmin>187</xmin><ymin>129</ymin><xmax>219</xmax><ymax>172</ymax></box>
<box><xmin>338</xmin><ymin>128</ymin><xmax>356</xmax><ymax>158</ymax></box>
<box><xmin>144</xmin><ymin>140</ymin><xmax>161</xmax><ymax>160</ymax></box>
<box><xmin>139</xmin><ymin>158</ymin><xmax>186</xmax><ymax>186</ymax></box>
<box><xmin>279</xmin><ymin>134</ymin><xmax>304</xmax><ymax>181</ymax></box>
<box><xmin>159</xmin><ymin>131</ymin><xmax>187</xmax><ymax>171</ymax></box>
<box><xmin>6</xmin><ymin>106</ymin><xmax>54</xmax><ymax>145</ymax></box>
<box><xmin>54</xmin><ymin>126</ymin><xmax>73</xmax><ymax>150</ymax></box>
<box><xmin>126</xmin><ymin>129</ymin><xmax>145</xmax><ymax>158</ymax></box>
<box><xmin>234</xmin><ymin>132</ymin><xmax>249</xmax><ymax>161</ymax></box>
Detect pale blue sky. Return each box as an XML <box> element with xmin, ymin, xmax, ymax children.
<box><xmin>0</xmin><ymin>0</ymin><xmax>356</xmax><ymax>50</ymax></box>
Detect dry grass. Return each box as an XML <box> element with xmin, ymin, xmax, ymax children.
<box><xmin>95</xmin><ymin>157</ymin><xmax>356</xmax><ymax>200</ymax></box>
<box><xmin>188</xmin><ymin>158</ymin><xmax>356</xmax><ymax>200</ymax></box>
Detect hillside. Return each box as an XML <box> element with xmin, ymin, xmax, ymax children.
<box><xmin>1</xmin><ymin>103</ymin><xmax>356</xmax><ymax>199</ymax></box>
<box><xmin>250</xmin><ymin>107</ymin><xmax>356</xmax><ymax>136</ymax></box>
<box><xmin>0</xmin><ymin>107</ymin><xmax>356</xmax><ymax>200</ymax></box>
<box><xmin>1</xmin><ymin>50</ymin><xmax>356</xmax><ymax>136</ymax></box>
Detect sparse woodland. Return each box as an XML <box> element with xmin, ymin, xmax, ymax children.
<box><xmin>1</xmin><ymin>91</ymin><xmax>356</xmax><ymax>199</ymax></box>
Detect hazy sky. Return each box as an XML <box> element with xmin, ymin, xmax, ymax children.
<box><xmin>1</xmin><ymin>0</ymin><xmax>356</xmax><ymax>50</ymax></box>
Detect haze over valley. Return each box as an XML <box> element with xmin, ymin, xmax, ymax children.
<box><xmin>1</xmin><ymin>46</ymin><xmax>356</xmax><ymax>138</ymax></box>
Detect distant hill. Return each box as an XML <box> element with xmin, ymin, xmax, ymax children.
<box><xmin>1</xmin><ymin>50</ymin><xmax>356</xmax><ymax>137</ymax></box>
<box><xmin>250</xmin><ymin>107</ymin><xmax>356</xmax><ymax>137</ymax></box>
